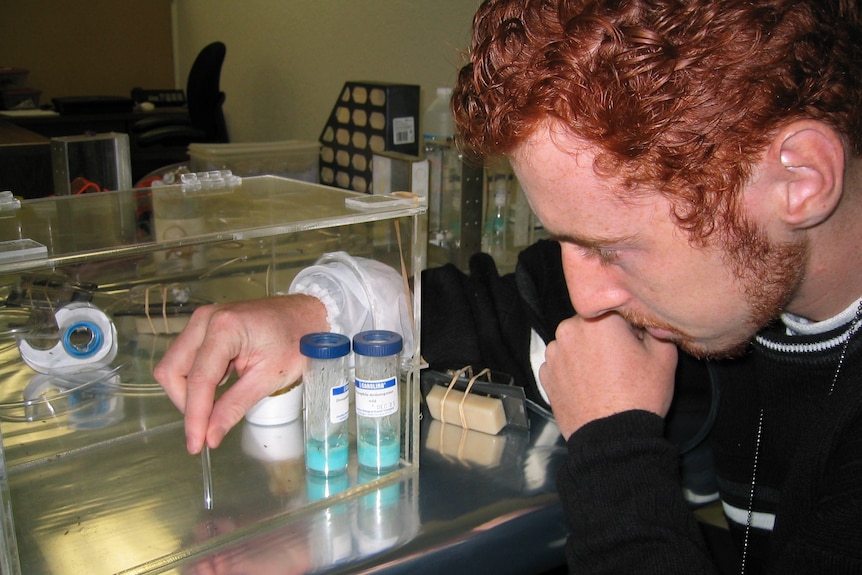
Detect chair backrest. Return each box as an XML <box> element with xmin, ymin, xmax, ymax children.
<box><xmin>186</xmin><ymin>41</ymin><xmax>228</xmax><ymax>143</ymax></box>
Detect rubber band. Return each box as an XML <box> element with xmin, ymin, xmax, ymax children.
<box><xmin>437</xmin><ymin>419</ymin><xmax>451</xmax><ymax>462</ymax></box>
<box><xmin>144</xmin><ymin>284</ymin><xmax>156</xmax><ymax>335</ymax></box>
<box><xmin>459</xmin><ymin>368</ymin><xmax>490</xmax><ymax>428</ymax></box>
<box><xmin>161</xmin><ymin>285</ymin><xmax>169</xmax><ymax>334</ymax></box>
<box><xmin>439</xmin><ymin>366</ymin><xmax>471</xmax><ymax>427</ymax></box>
<box><xmin>457</xmin><ymin>425</ymin><xmax>468</xmax><ymax>460</ymax></box>
<box><xmin>265</xmin><ymin>263</ymin><xmax>272</xmax><ymax>297</ymax></box>
<box><xmin>197</xmin><ymin>255</ymin><xmax>246</xmax><ymax>279</ymax></box>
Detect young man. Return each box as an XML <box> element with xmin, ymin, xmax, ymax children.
<box><xmin>156</xmin><ymin>0</ymin><xmax>862</xmax><ymax>572</ymax></box>
<box><xmin>449</xmin><ymin>0</ymin><xmax>862</xmax><ymax>572</ymax></box>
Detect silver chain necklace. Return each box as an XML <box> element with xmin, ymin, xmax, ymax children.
<box><xmin>739</xmin><ymin>298</ymin><xmax>862</xmax><ymax>574</ymax></box>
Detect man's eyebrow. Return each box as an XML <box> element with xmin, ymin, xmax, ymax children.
<box><xmin>551</xmin><ymin>231</ymin><xmax>639</xmax><ymax>248</ymax></box>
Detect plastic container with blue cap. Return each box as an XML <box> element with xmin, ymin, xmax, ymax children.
<box><xmin>353</xmin><ymin>330</ymin><xmax>403</xmax><ymax>473</ymax></box>
<box><xmin>301</xmin><ymin>332</ymin><xmax>351</xmax><ymax>476</ymax></box>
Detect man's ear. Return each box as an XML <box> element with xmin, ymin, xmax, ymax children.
<box><xmin>771</xmin><ymin>120</ymin><xmax>845</xmax><ymax>229</ymax></box>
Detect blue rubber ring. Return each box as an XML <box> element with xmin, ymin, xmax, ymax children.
<box><xmin>62</xmin><ymin>321</ymin><xmax>103</xmax><ymax>358</ymax></box>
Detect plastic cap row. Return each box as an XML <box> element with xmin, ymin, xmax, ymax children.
<box><xmin>300</xmin><ymin>330</ymin><xmax>402</xmax><ymax>359</ymax></box>
<box><xmin>179</xmin><ymin>170</ymin><xmax>242</xmax><ymax>191</ymax></box>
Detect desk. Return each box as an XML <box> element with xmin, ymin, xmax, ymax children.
<box><xmin>2</xmin><ymin>389</ymin><xmax>568</xmax><ymax>574</ymax></box>
<box><xmin>0</xmin><ymin>120</ymin><xmax>52</xmax><ymax>199</ymax></box>
<box><xmin>1</xmin><ymin>108</ymin><xmax>192</xmax><ymax>185</ymax></box>
<box><xmin>196</xmin><ymin>406</ymin><xmax>569</xmax><ymax>575</ymax></box>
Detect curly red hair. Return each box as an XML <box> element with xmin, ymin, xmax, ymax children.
<box><xmin>453</xmin><ymin>0</ymin><xmax>862</xmax><ymax>241</ymax></box>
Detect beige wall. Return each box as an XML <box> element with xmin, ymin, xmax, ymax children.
<box><xmin>0</xmin><ymin>0</ymin><xmax>174</xmax><ymax>104</ymax></box>
<box><xmin>172</xmin><ymin>0</ymin><xmax>481</xmax><ymax>143</ymax></box>
<box><xmin>1</xmin><ymin>1</ymin><xmax>479</xmax><ymax>144</ymax></box>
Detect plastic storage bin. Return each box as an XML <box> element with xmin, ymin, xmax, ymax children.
<box><xmin>188</xmin><ymin>140</ymin><xmax>320</xmax><ymax>183</ymax></box>
<box><xmin>0</xmin><ymin>88</ymin><xmax>40</xmax><ymax>111</ymax></box>
<box><xmin>0</xmin><ymin>176</ymin><xmax>425</xmax><ymax>574</ymax></box>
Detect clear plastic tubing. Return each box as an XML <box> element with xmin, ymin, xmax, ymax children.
<box><xmin>353</xmin><ymin>330</ymin><xmax>403</xmax><ymax>473</ymax></box>
<box><xmin>301</xmin><ymin>332</ymin><xmax>351</xmax><ymax>476</ymax></box>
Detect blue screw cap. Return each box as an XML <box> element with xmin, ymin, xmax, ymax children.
<box><xmin>300</xmin><ymin>332</ymin><xmax>350</xmax><ymax>359</ymax></box>
<box><xmin>353</xmin><ymin>330</ymin><xmax>402</xmax><ymax>357</ymax></box>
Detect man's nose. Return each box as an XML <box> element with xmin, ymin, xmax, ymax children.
<box><xmin>560</xmin><ymin>243</ymin><xmax>630</xmax><ymax>318</ymax></box>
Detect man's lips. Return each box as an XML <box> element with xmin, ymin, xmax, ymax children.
<box><xmin>644</xmin><ymin>326</ymin><xmax>679</xmax><ymax>341</ymax></box>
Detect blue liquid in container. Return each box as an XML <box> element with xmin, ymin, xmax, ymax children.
<box><xmin>305</xmin><ymin>435</ymin><xmax>349</xmax><ymax>476</ymax></box>
<box><xmin>353</xmin><ymin>330</ymin><xmax>403</xmax><ymax>474</ymax></box>
<box><xmin>357</xmin><ymin>430</ymin><xmax>400</xmax><ymax>471</ymax></box>
<box><xmin>301</xmin><ymin>333</ymin><xmax>351</xmax><ymax>477</ymax></box>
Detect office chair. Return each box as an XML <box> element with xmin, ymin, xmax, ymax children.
<box><xmin>134</xmin><ymin>41</ymin><xmax>229</xmax><ymax>148</ymax></box>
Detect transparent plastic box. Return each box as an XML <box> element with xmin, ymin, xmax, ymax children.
<box><xmin>188</xmin><ymin>140</ymin><xmax>321</xmax><ymax>183</ymax></box>
<box><xmin>0</xmin><ymin>176</ymin><xmax>425</xmax><ymax>574</ymax></box>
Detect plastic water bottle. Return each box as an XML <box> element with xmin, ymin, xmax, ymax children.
<box><xmin>353</xmin><ymin>330</ymin><xmax>403</xmax><ymax>473</ymax></box>
<box><xmin>423</xmin><ymin>87</ymin><xmax>455</xmax><ymax>142</ymax></box>
<box><xmin>301</xmin><ymin>332</ymin><xmax>351</xmax><ymax>476</ymax></box>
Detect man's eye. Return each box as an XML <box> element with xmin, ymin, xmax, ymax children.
<box><xmin>595</xmin><ymin>248</ymin><xmax>619</xmax><ymax>264</ymax></box>
<box><xmin>580</xmin><ymin>246</ymin><xmax>619</xmax><ymax>264</ymax></box>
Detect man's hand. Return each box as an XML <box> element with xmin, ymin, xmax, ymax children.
<box><xmin>540</xmin><ymin>313</ymin><xmax>679</xmax><ymax>440</ymax></box>
<box><xmin>154</xmin><ymin>295</ymin><xmax>328</xmax><ymax>454</ymax></box>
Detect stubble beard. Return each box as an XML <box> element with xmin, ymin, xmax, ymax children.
<box><xmin>683</xmin><ymin>228</ymin><xmax>808</xmax><ymax>360</ymax></box>
<box><xmin>620</xmin><ymin>229</ymin><xmax>808</xmax><ymax>361</ymax></box>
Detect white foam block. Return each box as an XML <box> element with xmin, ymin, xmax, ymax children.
<box><xmin>425</xmin><ymin>384</ymin><xmax>507</xmax><ymax>435</ymax></box>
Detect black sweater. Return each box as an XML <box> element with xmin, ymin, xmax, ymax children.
<box><xmin>422</xmin><ymin>240</ymin><xmax>862</xmax><ymax>574</ymax></box>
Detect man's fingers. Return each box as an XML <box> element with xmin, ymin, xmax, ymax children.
<box><xmin>153</xmin><ymin>306</ymin><xmax>218</xmax><ymax>410</ymax></box>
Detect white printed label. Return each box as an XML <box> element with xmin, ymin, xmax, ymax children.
<box><xmin>355</xmin><ymin>376</ymin><xmax>398</xmax><ymax>418</ymax></box>
<box><xmin>392</xmin><ymin>117</ymin><xmax>416</xmax><ymax>145</ymax></box>
<box><xmin>330</xmin><ymin>382</ymin><xmax>350</xmax><ymax>423</ymax></box>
